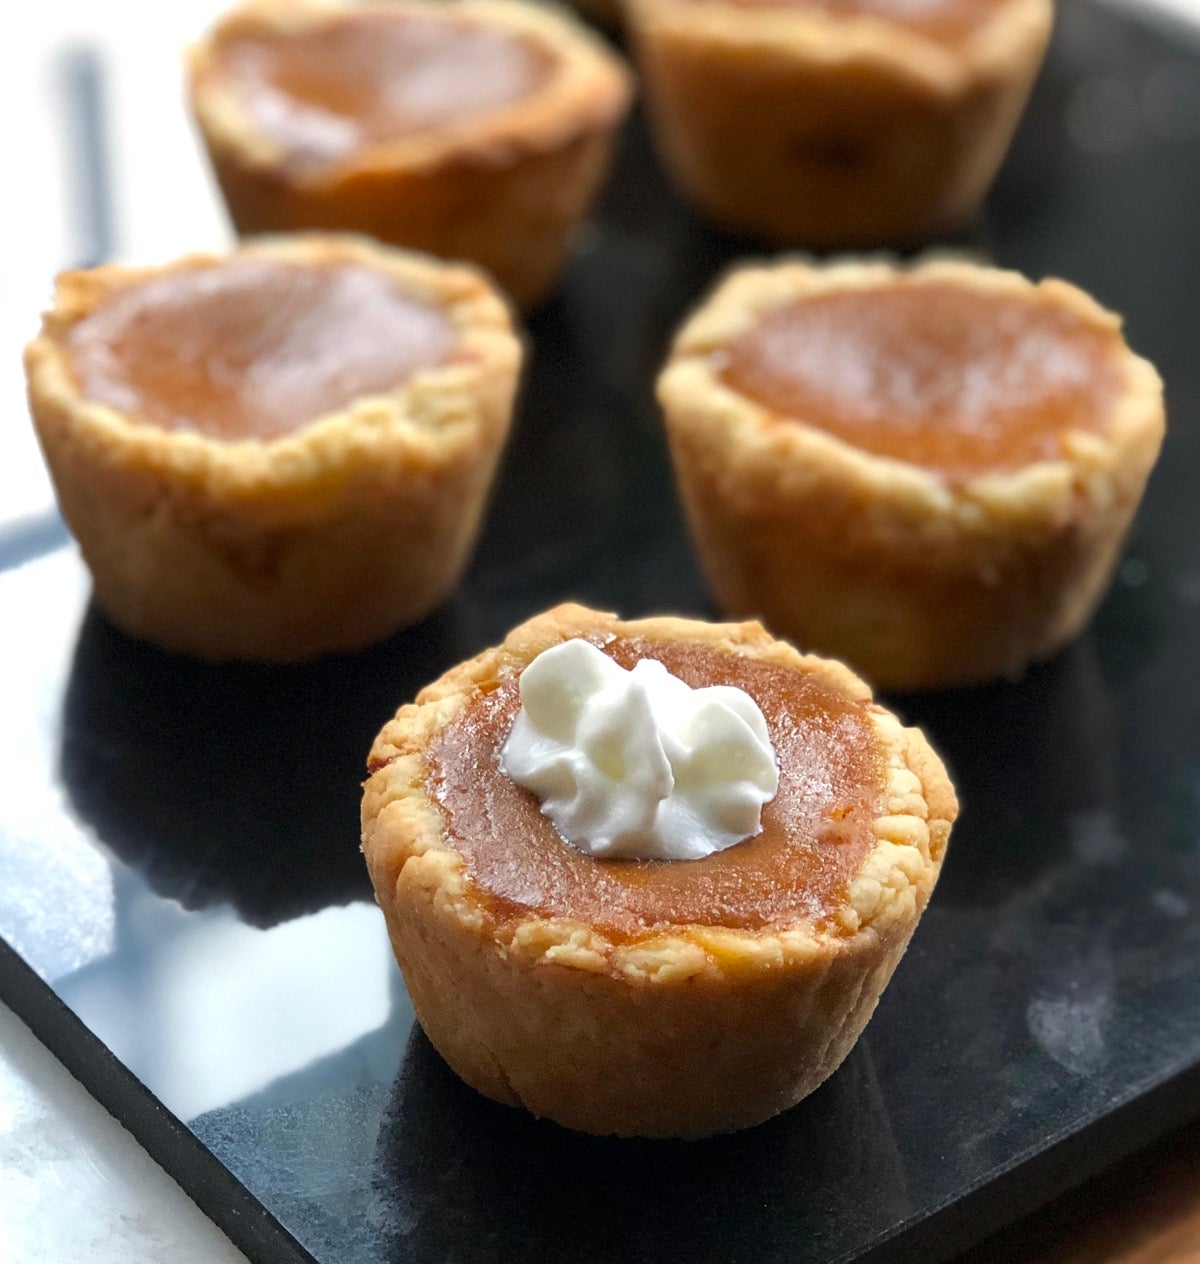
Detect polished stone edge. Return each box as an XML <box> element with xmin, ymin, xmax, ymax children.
<box><xmin>857</xmin><ymin>1058</ymin><xmax>1200</xmax><ymax>1264</ymax></box>
<box><xmin>0</xmin><ymin>999</ymin><xmax>247</xmax><ymax>1263</ymax></box>
<box><xmin>0</xmin><ymin>934</ymin><xmax>317</xmax><ymax>1264</ymax></box>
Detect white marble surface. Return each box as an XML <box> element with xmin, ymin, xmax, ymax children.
<box><xmin>0</xmin><ymin>1000</ymin><xmax>247</xmax><ymax>1264</ymax></box>
<box><xmin>4</xmin><ymin>0</ymin><xmax>1200</xmax><ymax>1259</ymax></box>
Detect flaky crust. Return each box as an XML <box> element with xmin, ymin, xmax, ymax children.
<box><xmin>622</xmin><ymin>0</ymin><xmax>1051</xmax><ymax>245</ymax></box>
<box><xmin>188</xmin><ymin>0</ymin><xmax>633</xmax><ymax>310</ymax></box>
<box><xmin>658</xmin><ymin>257</ymin><xmax>1166</xmax><ymax>691</ymax></box>
<box><xmin>362</xmin><ymin>602</ymin><xmax>956</xmax><ymax>1136</ymax></box>
<box><xmin>24</xmin><ymin>234</ymin><xmax>522</xmax><ymax>662</ymax></box>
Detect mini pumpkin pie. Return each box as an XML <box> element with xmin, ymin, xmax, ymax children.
<box><xmin>24</xmin><ymin>234</ymin><xmax>522</xmax><ymax>662</ymax></box>
<box><xmin>361</xmin><ymin>602</ymin><xmax>956</xmax><ymax>1137</ymax></box>
<box><xmin>622</xmin><ymin>0</ymin><xmax>1051</xmax><ymax>247</ymax></box>
<box><xmin>658</xmin><ymin>257</ymin><xmax>1165</xmax><ymax>691</ymax></box>
<box><xmin>187</xmin><ymin>0</ymin><xmax>633</xmax><ymax>311</ymax></box>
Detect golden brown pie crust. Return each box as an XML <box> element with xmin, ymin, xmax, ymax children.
<box><xmin>658</xmin><ymin>257</ymin><xmax>1166</xmax><ymax>691</ymax></box>
<box><xmin>24</xmin><ymin>234</ymin><xmax>523</xmax><ymax>662</ymax></box>
<box><xmin>622</xmin><ymin>0</ymin><xmax>1051</xmax><ymax>246</ymax></box>
<box><xmin>188</xmin><ymin>0</ymin><xmax>633</xmax><ymax>311</ymax></box>
<box><xmin>361</xmin><ymin>603</ymin><xmax>956</xmax><ymax>1137</ymax></box>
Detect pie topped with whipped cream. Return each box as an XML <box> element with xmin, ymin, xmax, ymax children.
<box><xmin>428</xmin><ymin>635</ymin><xmax>887</xmax><ymax>936</ymax></box>
<box><xmin>658</xmin><ymin>257</ymin><xmax>1165</xmax><ymax>690</ymax></box>
<box><xmin>362</xmin><ymin>603</ymin><xmax>956</xmax><ymax>1136</ymax></box>
<box><xmin>188</xmin><ymin>0</ymin><xmax>633</xmax><ymax>310</ymax></box>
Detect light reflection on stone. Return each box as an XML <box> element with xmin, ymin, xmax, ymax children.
<box><xmin>59</xmin><ymin>897</ymin><xmax>396</xmax><ymax>1122</ymax></box>
<box><xmin>0</xmin><ymin>547</ymin><xmax>114</xmax><ymax>982</ymax></box>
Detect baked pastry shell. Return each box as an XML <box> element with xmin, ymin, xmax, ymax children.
<box><xmin>622</xmin><ymin>0</ymin><xmax>1052</xmax><ymax>246</ymax></box>
<box><xmin>658</xmin><ymin>257</ymin><xmax>1166</xmax><ymax>691</ymax></box>
<box><xmin>24</xmin><ymin>234</ymin><xmax>523</xmax><ymax>662</ymax></box>
<box><xmin>362</xmin><ymin>602</ymin><xmax>956</xmax><ymax>1137</ymax></box>
<box><xmin>188</xmin><ymin>0</ymin><xmax>634</xmax><ymax>311</ymax></box>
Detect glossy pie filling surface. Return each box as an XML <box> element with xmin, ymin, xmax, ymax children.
<box><xmin>214</xmin><ymin>10</ymin><xmax>558</xmax><ymax>164</ymax></box>
<box><xmin>65</xmin><ymin>258</ymin><xmax>457</xmax><ymax>441</ymax></box>
<box><xmin>718</xmin><ymin>282</ymin><xmax>1123</xmax><ymax>482</ymax></box>
<box><xmin>426</xmin><ymin>636</ymin><xmax>887</xmax><ymax>939</ymax></box>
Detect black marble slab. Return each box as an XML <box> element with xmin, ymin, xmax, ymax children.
<box><xmin>4</xmin><ymin>1</ymin><xmax>1200</xmax><ymax>1261</ymax></box>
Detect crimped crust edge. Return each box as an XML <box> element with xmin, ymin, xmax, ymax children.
<box><xmin>657</xmin><ymin>254</ymin><xmax>1166</xmax><ymax>538</ymax></box>
<box><xmin>361</xmin><ymin>602</ymin><xmax>956</xmax><ymax>985</ymax></box>
<box><xmin>24</xmin><ymin>232</ymin><xmax>524</xmax><ymax>506</ymax></box>
<box><xmin>188</xmin><ymin>0</ymin><xmax>634</xmax><ymax>181</ymax></box>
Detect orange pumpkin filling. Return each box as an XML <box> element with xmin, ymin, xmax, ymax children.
<box><xmin>427</xmin><ymin>636</ymin><xmax>887</xmax><ymax>938</ymax></box>
<box><xmin>214</xmin><ymin>11</ymin><xmax>557</xmax><ymax>164</ymax></box>
<box><xmin>720</xmin><ymin>283</ymin><xmax>1123</xmax><ymax>481</ymax></box>
<box><xmin>66</xmin><ymin>258</ymin><xmax>456</xmax><ymax>441</ymax></box>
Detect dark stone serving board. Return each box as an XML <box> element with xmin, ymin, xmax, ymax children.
<box><xmin>4</xmin><ymin>1</ymin><xmax>1200</xmax><ymax>1260</ymax></box>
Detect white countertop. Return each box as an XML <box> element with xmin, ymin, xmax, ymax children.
<box><xmin>0</xmin><ymin>1000</ymin><xmax>247</xmax><ymax>1263</ymax></box>
<box><xmin>4</xmin><ymin>0</ymin><xmax>1200</xmax><ymax>1259</ymax></box>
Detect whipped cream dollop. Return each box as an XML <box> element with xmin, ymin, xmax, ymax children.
<box><xmin>499</xmin><ymin>639</ymin><xmax>779</xmax><ymax>860</ymax></box>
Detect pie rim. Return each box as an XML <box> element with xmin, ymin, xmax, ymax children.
<box><xmin>362</xmin><ymin>601</ymin><xmax>957</xmax><ymax>985</ymax></box>
<box><xmin>188</xmin><ymin>0</ymin><xmax>634</xmax><ymax>185</ymax></box>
